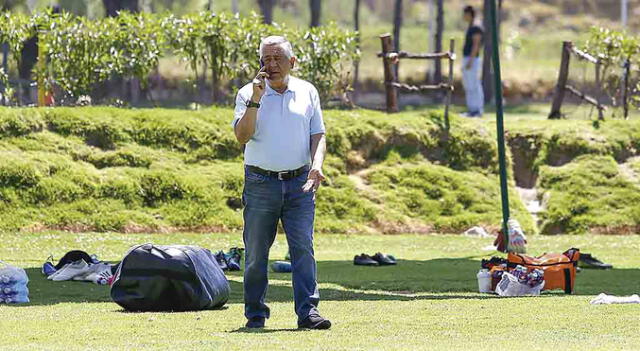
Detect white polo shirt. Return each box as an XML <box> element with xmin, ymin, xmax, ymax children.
<box><xmin>232</xmin><ymin>76</ymin><xmax>326</xmax><ymax>172</ymax></box>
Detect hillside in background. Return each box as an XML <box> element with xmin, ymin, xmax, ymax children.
<box><xmin>1</xmin><ymin>106</ymin><xmax>639</xmax><ymax>235</ymax></box>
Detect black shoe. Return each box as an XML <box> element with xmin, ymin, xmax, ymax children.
<box><xmin>372</xmin><ymin>252</ymin><xmax>397</xmax><ymax>265</ymax></box>
<box><xmin>579</xmin><ymin>253</ymin><xmax>613</xmax><ymax>269</ymax></box>
<box><xmin>354</xmin><ymin>253</ymin><xmax>379</xmax><ymax>266</ymax></box>
<box><xmin>245</xmin><ymin>316</ymin><xmax>265</xmax><ymax>329</ymax></box>
<box><xmin>214</xmin><ymin>250</ymin><xmax>228</xmax><ymax>271</ymax></box>
<box><xmin>298</xmin><ymin>314</ymin><xmax>331</xmax><ymax>330</ymax></box>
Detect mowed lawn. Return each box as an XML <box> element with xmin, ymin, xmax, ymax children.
<box><xmin>1</xmin><ymin>231</ymin><xmax>639</xmax><ymax>350</ymax></box>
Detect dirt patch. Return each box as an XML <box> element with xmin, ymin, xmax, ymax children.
<box><xmin>369</xmin><ymin>219</ymin><xmax>433</xmax><ymax>235</ymax></box>
<box><xmin>618</xmin><ymin>156</ymin><xmax>640</xmax><ymax>185</ymax></box>
<box><xmin>21</xmin><ymin>223</ymin><xmax>231</xmax><ymax>234</ymax></box>
<box><xmin>508</xmin><ymin>135</ymin><xmax>542</xmax><ymax>188</ymax></box>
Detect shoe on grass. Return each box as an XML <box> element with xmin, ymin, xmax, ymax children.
<box><xmin>298</xmin><ymin>313</ymin><xmax>331</xmax><ymax>330</ymax></box>
<box><xmin>354</xmin><ymin>254</ymin><xmax>379</xmax><ymax>266</ymax></box>
<box><xmin>51</xmin><ymin>260</ymin><xmax>91</xmax><ymax>281</ymax></box>
<box><xmin>245</xmin><ymin>316</ymin><xmax>265</xmax><ymax>329</ymax></box>
<box><xmin>47</xmin><ymin>262</ymin><xmax>70</xmax><ymax>280</ymax></box>
<box><xmin>372</xmin><ymin>252</ymin><xmax>397</xmax><ymax>265</ymax></box>
<box><xmin>579</xmin><ymin>253</ymin><xmax>613</xmax><ymax>269</ymax></box>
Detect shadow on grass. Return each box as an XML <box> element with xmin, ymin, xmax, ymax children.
<box><xmin>13</xmin><ymin>258</ymin><xmax>639</xmax><ymax>307</ymax></box>
<box><xmin>229</xmin><ymin>327</ymin><xmax>305</xmax><ymax>334</ymax></box>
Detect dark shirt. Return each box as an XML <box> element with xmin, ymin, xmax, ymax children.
<box><xmin>463</xmin><ymin>25</ymin><xmax>483</xmax><ymax>57</ymax></box>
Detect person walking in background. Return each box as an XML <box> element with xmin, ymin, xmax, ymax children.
<box><xmin>232</xmin><ymin>36</ymin><xmax>330</xmax><ymax>330</ymax></box>
<box><xmin>461</xmin><ymin>5</ymin><xmax>484</xmax><ymax>117</ymax></box>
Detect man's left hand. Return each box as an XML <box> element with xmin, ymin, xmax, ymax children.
<box><xmin>302</xmin><ymin>168</ymin><xmax>325</xmax><ymax>193</ymax></box>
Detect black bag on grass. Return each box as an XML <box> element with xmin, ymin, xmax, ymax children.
<box><xmin>110</xmin><ymin>243</ymin><xmax>230</xmax><ymax>312</ymax></box>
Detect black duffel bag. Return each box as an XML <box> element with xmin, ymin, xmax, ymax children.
<box><xmin>110</xmin><ymin>243</ymin><xmax>230</xmax><ymax>312</ymax></box>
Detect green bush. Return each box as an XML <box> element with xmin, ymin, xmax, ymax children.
<box><xmin>582</xmin><ymin>27</ymin><xmax>640</xmax><ymax>115</ymax></box>
<box><xmin>0</xmin><ymin>11</ymin><xmax>359</xmax><ymax>105</ymax></box>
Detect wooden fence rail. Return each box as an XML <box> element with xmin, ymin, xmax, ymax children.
<box><xmin>376</xmin><ymin>51</ymin><xmax>453</xmax><ymax>60</ymax></box>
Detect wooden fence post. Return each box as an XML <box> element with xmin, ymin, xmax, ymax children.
<box><xmin>444</xmin><ymin>38</ymin><xmax>454</xmax><ymax>131</ymax></box>
<box><xmin>595</xmin><ymin>61</ymin><xmax>604</xmax><ymax>120</ymax></box>
<box><xmin>380</xmin><ymin>33</ymin><xmax>399</xmax><ymax>113</ymax></box>
<box><xmin>623</xmin><ymin>57</ymin><xmax>630</xmax><ymax>120</ymax></box>
<box><xmin>549</xmin><ymin>41</ymin><xmax>572</xmax><ymax>119</ymax></box>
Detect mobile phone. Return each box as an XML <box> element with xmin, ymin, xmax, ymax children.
<box><xmin>260</xmin><ymin>59</ymin><xmax>264</xmax><ymax>69</ymax></box>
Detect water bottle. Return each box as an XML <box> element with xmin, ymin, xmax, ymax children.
<box><xmin>0</xmin><ymin>286</ymin><xmax>29</xmax><ymax>304</ymax></box>
<box><xmin>0</xmin><ymin>293</ymin><xmax>29</xmax><ymax>304</ymax></box>
<box><xmin>477</xmin><ymin>269</ymin><xmax>492</xmax><ymax>293</ymax></box>
<box><xmin>0</xmin><ymin>275</ymin><xmax>16</xmax><ymax>285</ymax></box>
<box><xmin>2</xmin><ymin>286</ymin><xmax>17</xmax><ymax>294</ymax></box>
<box><xmin>271</xmin><ymin>261</ymin><xmax>292</xmax><ymax>273</ymax></box>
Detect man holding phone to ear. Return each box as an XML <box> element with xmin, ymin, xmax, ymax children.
<box><xmin>231</xmin><ymin>36</ymin><xmax>330</xmax><ymax>330</ymax></box>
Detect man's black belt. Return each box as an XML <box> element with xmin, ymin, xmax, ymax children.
<box><xmin>246</xmin><ymin>165</ymin><xmax>309</xmax><ymax>181</ymax></box>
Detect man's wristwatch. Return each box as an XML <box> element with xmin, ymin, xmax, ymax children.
<box><xmin>246</xmin><ymin>100</ymin><xmax>260</xmax><ymax>109</ymax></box>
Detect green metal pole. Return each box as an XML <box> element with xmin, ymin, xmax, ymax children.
<box><xmin>489</xmin><ymin>0</ymin><xmax>510</xmax><ymax>251</ymax></box>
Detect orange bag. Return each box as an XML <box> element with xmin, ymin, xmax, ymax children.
<box><xmin>507</xmin><ymin>248</ymin><xmax>580</xmax><ymax>294</ymax></box>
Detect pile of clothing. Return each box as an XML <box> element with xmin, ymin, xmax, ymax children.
<box><xmin>42</xmin><ymin>250</ymin><xmax>116</xmax><ymax>285</ymax></box>
<box><xmin>213</xmin><ymin>247</ymin><xmax>243</xmax><ymax>272</ymax></box>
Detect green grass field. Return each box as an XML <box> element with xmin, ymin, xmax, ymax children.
<box><xmin>1</xmin><ymin>231</ymin><xmax>639</xmax><ymax>350</ymax></box>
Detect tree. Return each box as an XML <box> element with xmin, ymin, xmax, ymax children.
<box><xmin>392</xmin><ymin>0</ymin><xmax>402</xmax><ymax>78</ymax></box>
<box><xmin>102</xmin><ymin>0</ymin><xmax>139</xmax><ymax>17</ymax></box>
<box><xmin>433</xmin><ymin>0</ymin><xmax>443</xmax><ymax>83</ymax></box>
<box><xmin>353</xmin><ymin>0</ymin><xmax>361</xmax><ymax>101</ymax></box>
<box><xmin>258</xmin><ymin>0</ymin><xmax>275</xmax><ymax>24</ymax></box>
<box><xmin>231</xmin><ymin>0</ymin><xmax>239</xmax><ymax>14</ymax></box>
<box><xmin>310</xmin><ymin>0</ymin><xmax>321</xmax><ymax>27</ymax></box>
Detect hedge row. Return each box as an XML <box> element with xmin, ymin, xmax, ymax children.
<box><xmin>0</xmin><ymin>11</ymin><xmax>359</xmax><ymax>105</ymax></box>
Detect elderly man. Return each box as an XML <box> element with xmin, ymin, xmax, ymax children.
<box><xmin>231</xmin><ymin>36</ymin><xmax>330</xmax><ymax>330</ymax></box>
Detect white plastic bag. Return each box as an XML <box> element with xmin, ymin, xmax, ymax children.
<box><xmin>495</xmin><ymin>272</ymin><xmax>544</xmax><ymax>297</ymax></box>
<box><xmin>0</xmin><ymin>261</ymin><xmax>30</xmax><ymax>304</ymax></box>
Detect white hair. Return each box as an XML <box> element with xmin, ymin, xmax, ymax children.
<box><xmin>259</xmin><ymin>36</ymin><xmax>294</xmax><ymax>59</ymax></box>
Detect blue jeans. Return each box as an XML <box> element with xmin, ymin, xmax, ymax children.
<box><xmin>462</xmin><ymin>56</ymin><xmax>485</xmax><ymax>114</ymax></box>
<box><xmin>242</xmin><ymin>165</ymin><xmax>319</xmax><ymax>322</ymax></box>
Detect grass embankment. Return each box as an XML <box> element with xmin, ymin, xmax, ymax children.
<box><xmin>0</xmin><ymin>106</ymin><xmax>533</xmax><ymax>234</ymax></box>
<box><xmin>493</xmin><ymin>110</ymin><xmax>640</xmax><ymax>234</ymax></box>
<box><xmin>2</xmin><ymin>106</ymin><xmax>640</xmax><ymax>234</ymax></box>
<box><xmin>1</xmin><ymin>231</ymin><xmax>639</xmax><ymax>350</ymax></box>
